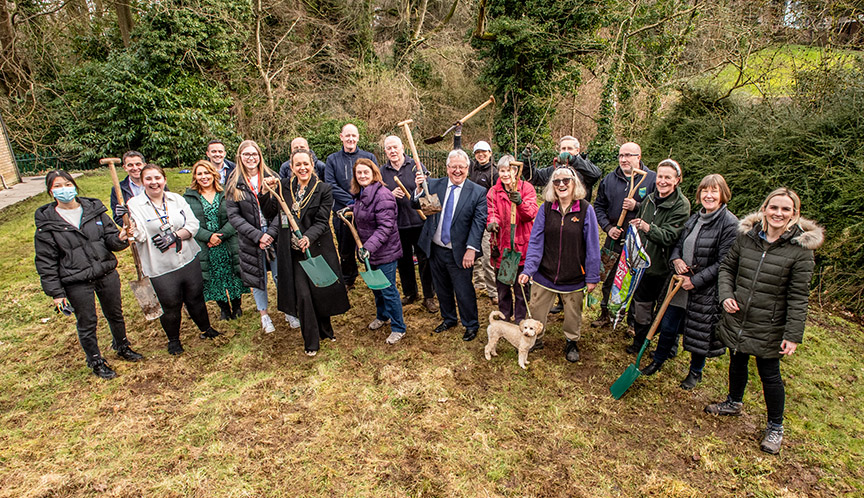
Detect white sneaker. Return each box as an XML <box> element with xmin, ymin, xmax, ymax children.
<box><xmin>368</xmin><ymin>318</ymin><xmax>390</xmax><ymax>330</ymax></box>
<box><xmin>385</xmin><ymin>332</ymin><xmax>404</xmax><ymax>344</ymax></box>
<box><xmin>285</xmin><ymin>314</ymin><xmax>300</xmax><ymax>329</ymax></box>
<box><xmin>261</xmin><ymin>315</ymin><xmax>275</xmax><ymax>334</ymax></box>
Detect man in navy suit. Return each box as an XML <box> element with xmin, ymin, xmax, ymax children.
<box><xmin>109</xmin><ymin>151</ymin><xmax>146</xmax><ymax>225</ymax></box>
<box><xmin>413</xmin><ymin>149</ymin><xmax>487</xmax><ymax>341</ymax></box>
<box><xmin>205</xmin><ymin>140</ymin><xmax>236</xmax><ymax>184</ymax></box>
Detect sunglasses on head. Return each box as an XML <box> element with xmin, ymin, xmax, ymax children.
<box><xmin>552</xmin><ymin>178</ymin><xmax>572</xmax><ymax>186</ymax></box>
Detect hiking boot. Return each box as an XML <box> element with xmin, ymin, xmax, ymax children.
<box><xmin>88</xmin><ymin>356</ymin><xmax>117</xmax><ymax>379</ymax></box>
<box><xmin>199</xmin><ymin>327</ymin><xmax>221</xmax><ymax>339</ymax></box>
<box><xmin>424</xmin><ymin>298</ymin><xmax>439</xmax><ymax>313</ymax></box>
<box><xmin>705</xmin><ymin>397</ymin><xmax>743</xmax><ymax>416</ymax></box>
<box><xmin>261</xmin><ymin>314</ymin><xmax>275</xmax><ymax>334</ymax></box>
<box><xmin>641</xmin><ymin>360</ymin><xmax>662</xmax><ymax>376</ymax></box>
<box><xmin>591</xmin><ymin>307</ymin><xmax>610</xmax><ymax>328</ymax></box>
<box><xmin>167</xmin><ymin>340</ymin><xmax>184</xmax><ymax>355</ymax></box>
<box><xmin>116</xmin><ymin>345</ymin><xmax>144</xmax><ymax>362</ymax></box>
<box><xmin>760</xmin><ymin>423</ymin><xmax>784</xmax><ymax>455</ymax></box>
<box><xmin>285</xmin><ymin>314</ymin><xmax>300</xmax><ymax>329</ymax></box>
<box><xmin>368</xmin><ymin>318</ymin><xmax>390</xmax><ymax>330</ymax></box>
<box><xmin>550</xmin><ymin>301</ymin><xmax>564</xmax><ymax>314</ymax></box>
<box><xmin>385</xmin><ymin>332</ymin><xmax>405</xmax><ymax>344</ymax></box>
<box><xmin>564</xmin><ymin>340</ymin><xmax>580</xmax><ymax>363</ymax></box>
<box><xmin>529</xmin><ymin>339</ymin><xmax>544</xmax><ymax>352</ymax></box>
<box><xmin>401</xmin><ymin>294</ymin><xmax>418</xmax><ymax>306</ymax></box>
<box><xmin>625</xmin><ymin>326</ymin><xmax>635</xmax><ymax>338</ymax></box>
<box><xmin>679</xmin><ymin>370</ymin><xmax>702</xmax><ymax>390</ymax></box>
<box><xmin>625</xmin><ymin>340</ymin><xmax>642</xmax><ymax>355</ymax></box>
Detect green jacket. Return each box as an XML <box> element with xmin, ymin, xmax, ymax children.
<box><xmin>182</xmin><ymin>188</ymin><xmax>240</xmax><ymax>280</ymax></box>
<box><xmin>716</xmin><ymin>213</ymin><xmax>823</xmax><ymax>358</ymax></box>
<box><xmin>635</xmin><ymin>186</ymin><xmax>690</xmax><ymax>277</ymax></box>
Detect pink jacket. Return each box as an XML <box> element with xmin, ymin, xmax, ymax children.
<box><xmin>486</xmin><ymin>178</ymin><xmax>538</xmax><ymax>267</ymax></box>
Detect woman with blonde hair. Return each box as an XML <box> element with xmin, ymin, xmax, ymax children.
<box><xmin>705</xmin><ymin>187</ymin><xmax>823</xmax><ymax>455</ymax></box>
<box><xmin>184</xmin><ymin>160</ymin><xmax>248</xmax><ymax>321</ymax></box>
<box><xmin>225</xmin><ymin>140</ymin><xmax>292</xmax><ymax>333</ymax></box>
<box><xmin>518</xmin><ymin>167</ymin><xmax>601</xmax><ymax>362</ymax></box>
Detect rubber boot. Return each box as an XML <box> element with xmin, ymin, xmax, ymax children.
<box><xmin>230</xmin><ymin>298</ymin><xmax>243</xmax><ymax>319</ymax></box>
<box><xmin>217</xmin><ymin>300</ymin><xmax>232</xmax><ymax>320</ymax></box>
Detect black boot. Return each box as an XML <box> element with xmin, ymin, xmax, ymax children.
<box><xmin>88</xmin><ymin>356</ymin><xmax>117</xmax><ymax>379</ymax></box>
<box><xmin>564</xmin><ymin>340</ymin><xmax>580</xmax><ymax>362</ymax></box>
<box><xmin>590</xmin><ymin>307</ymin><xmax>610</xmax><ymax>328</ymax></box>
<box><xmin>679</xmin><ymin>370</ymin><xmax>702</xmax><ymax>390</ymax></box>
<box><xmin>217</xmin><ymin>300</ymin><xmax>232</xmax><ymax>321</ymax></box>
<box><xmin>116</xmin><ymin>345</ymin><xmax>144</xmax><ymax>361</ymax></box>
<box><xmin>641</xmin><ymin>360</ymin><xmax>662</xmax><ymax>376</ymax></box>
<box><xmin>199</xmin><ymin>327</ymin><xmax>221</xmax><ymax>339</ymax></box>
<box><xmin>230</xmin><ymin>298</ymin><xmax>243</xmax><ymax>319</ymax></box>
<box><xmin>550</xmin><ymin>297</ymin><xmax>564</xmax><ymax>314</ymax></box>
<box><xmin>627</xmin><ymin>323</ymin><xmax>649</xmax><ymax>354</ymax></box>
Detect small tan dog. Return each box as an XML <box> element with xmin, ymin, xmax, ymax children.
<box><xmin>484</xmin><ymin>311</ymin><xmax>544</xmax><ymax>370</ymax></box>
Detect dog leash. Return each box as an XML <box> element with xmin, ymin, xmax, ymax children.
<box><xmin>519</xmin><ymin>281</ymin><xmax>533</xmax><ymax>319</ymax></box>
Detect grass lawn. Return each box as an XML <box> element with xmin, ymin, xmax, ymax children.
<box><xmin>700</xmin><ymin>44</ymin><xmax>862</xmax><ymax>98</ymax></box>
<box><xmin>0</xmin><ymin>168</ymin><xmax>862</xmax><ymax>497</ymax></box>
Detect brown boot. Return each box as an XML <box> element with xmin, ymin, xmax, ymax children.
<box><xmin>423</xmin><ymin>297</ymin><xmax>439</xmax><ymax>313</ymax></box>
<box><xmin>590</xmin><ymin>307</ymin><xmax>610</xmax><ymax>328</ymax></box>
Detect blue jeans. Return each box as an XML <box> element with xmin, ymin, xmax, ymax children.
<box><xmin>371</xmin><ymin>260</ymin><xmax>406</xmax><ymax>333</ymax></box>
<box><xmin>252</xmin><ymin>256</ymin><xmax>278</xmax><ymax>311</ymax></box>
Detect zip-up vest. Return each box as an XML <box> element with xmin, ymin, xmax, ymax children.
<box><xmin>538</xmin><ymin>200</ymin><xmax>586</xmax><ymax>286</ymax></box>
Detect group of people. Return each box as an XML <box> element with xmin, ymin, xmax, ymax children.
<box><xmin>34</xmin><ymin>124</ymin><xmax>823</xmax><ymax>455</ymax></box>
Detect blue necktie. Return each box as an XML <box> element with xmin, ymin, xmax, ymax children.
<box><xmin>441</xmin><ymin>184</ymin><xmax>458</xmax><ymax>245</ymax></box>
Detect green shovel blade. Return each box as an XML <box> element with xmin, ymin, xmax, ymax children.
<box><xmin>609</xmin><ymin>339</ymin><xmax>649</xmax><ymax>399</ymax></box>
<box><xmin>359</xmin><ymin>258</ymin><xmax>391</xmax><ymax>290</ymax></box>
<box><xmin>297</xmin><ymin>245</ymin><xmax>338</xmax><ymax>288</ymax></box>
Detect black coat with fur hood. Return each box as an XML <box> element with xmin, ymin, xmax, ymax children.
<box><xmin>716</xmin><ymin>213</ymin><xmax>824</xmax><ymax>358</ymax></box>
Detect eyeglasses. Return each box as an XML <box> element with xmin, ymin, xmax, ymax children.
<box><xmin>552</xmin><ymin>178</ymin><xmax>572</xmax><ymax>186</ymax></box>
<box><xmin>618</xmin><ymin>153</ymin><xmax>639</xmax><ymax>159</ymax></box>
<box><xmin>241</xmin><ymin>152</ymin><xmax>260</xmax><ymax>159</ymax></box>
<box><xmin>448</xmin><ymin>164</ymin><xmax>469</xmax><ymax>171</ymax></box>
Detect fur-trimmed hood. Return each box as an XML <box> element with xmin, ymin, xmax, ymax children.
<box><xmin>738</xmin><ymin>212</ymin><xmax>824</xmax><ymax>250</ymax></box>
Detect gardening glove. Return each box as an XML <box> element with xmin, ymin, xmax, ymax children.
<box><xmin>521</xmin><ymin>146</ymin><xmax>533</xmax><ymax>159</ymax></box>
<box><xmin>357</xmin><ymin>248</ymin><xmax>370</xmax><ymax>261</ymax></box>
<box><xmin>152</xmin><ymin>231</ymin><xmax>179</xmax><ymax>253</ymax></box>
<box><xmin>507</xmin><ymin>189</ymin><xmax>522</xmax><ymax>205</ymax></box>
<box><xmin>290</xmin><ymin>233</ymin><xmax>302</xmax><ymax>251</ymax></box>
<box><xmin>114</xmin><ymin>204</ymin><xmax>128</xmax><ymax>219</ymax></box>
<box><xmin>487</xmin><ymin>222</ymin><xmax>499</xmax><ymax>233</ymax></box>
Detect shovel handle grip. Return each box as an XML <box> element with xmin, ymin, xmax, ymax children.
<box><xmin>399</xmin><ymin>120</ymin><xmax>431</xmax><ymax>196</ymax></box>
<box><xmin>615</xmin><ymin>168</ymin><xmax>649</xmax><ymax>228</ymax></box>
<box><xmin>336</xmin><ymin>209</ymin><xmax>366</xmax><ymax>251</ymax></box>
<box><xmin>645</xmin><ymin>275</ymin><xmax>685</xmax><ymax>342</ymax></box>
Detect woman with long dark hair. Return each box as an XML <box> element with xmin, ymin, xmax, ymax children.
<box><xmin>705</xmin><ymin>188</ymin><xmax>823</xmax><ymax>455</ymax></box>
<box><xmin>184</xmin><ymin>160</ymin><xmax>248</xmax><ymax>320</ymax></box>
<box><xmin>35</xmin><ymin>170</ymin><xmax>143</xmax><ymax>378</ymax></box>
<box><xmin>127</xmin><ymin>164</ymin><xmax>220</xmax><ymax>354</ymax></box>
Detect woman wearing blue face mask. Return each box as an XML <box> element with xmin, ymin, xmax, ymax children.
<box><xmin>34</xmin><ymin>170</ymin><xmax>144</xmax><ymax>380</ymax></box>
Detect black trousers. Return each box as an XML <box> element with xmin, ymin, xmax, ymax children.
<box><xmin>728</xmin><ymin>351</ymin><xmax>785</xmax><ymax>425</ymax></box>
<box><xmin>64</xmin><ymin>270</ymin><xmax>129</xmax><ymax>362</ymax></box>
<box><xmin>333</xmin><ymin>214</ymin><xmax>358</xmax><ymax>286</ymax></box>
<box><xmin>632</xmin><ymin>272</ymin><xmax>668</xmax><ymax>344</ymax></box>
<box><xmin>430</xmin><ymin>244</ymin><xmax>478</xmax><ymax>329</ymax></box>
<box><xmin>293</xmin><ymin>258</ymin><xmax>335</xmax><ymax>352</ymax></box>
<box><xmin>150</xmin><ymin>257</ymin><xmax>211</xmax><ymax>342</ymax></box>
<box><xmin>397</xmin><ymin>226</ymin><xmax>433</xmax><ymax>299</ymax></box>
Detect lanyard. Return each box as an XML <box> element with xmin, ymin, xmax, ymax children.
<box><xmin>148</xmin><ymin>196</ymin><xmax>170</xmax><ymax>227</ymax></box>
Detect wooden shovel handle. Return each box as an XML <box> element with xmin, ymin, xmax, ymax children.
<box><xmin>393</xmin><ymin>177</ymin><xmax>427</xmax><ymax>220</ymax></box>
<box><xmin>615</xmin><ymin>168</ymin><xmax>650</xmax><ymax>228</ymax></box>
<box><xmin>646</xmin><ymin>275</ymin><xmax>684</xmax><ymax>342</ymax></box>
<box><xmin>399</xmin><ymin>120</ymin><xmax>431</xmax><ymax>197</ymax></box>
<box><xmin>458</xmin><ymin>95</ymin><xmax>495</xmax><ymax>124</ymax></box>
<box><xmin>336</xmin><ymin>209</ymin><xmax>365</xmax><ymax>249</ymax></box>
<box><xmin>102</xmin><ymin>157</ymin><xmax>145</xmax><ymax>280</ymax></box>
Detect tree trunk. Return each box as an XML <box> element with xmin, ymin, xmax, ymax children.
<box><xmin>0</xmin><ymin>0</ymin><xmax>29</xmax><ymax>96</ymax></box>
<box><xmin>114</xmin><ymin>1</ymin><xmax>134</xmax><ymax>47</ymax></box>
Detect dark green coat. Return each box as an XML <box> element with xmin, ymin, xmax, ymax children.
<box><xmin>716</xmin><ymin>213</ymin><xmax>823</xmax><ymax>358</ymax></box>
<box><xmin>183</xmin><ymin>188</ymin><xmax>240</xmax><ymax>280</ymax></box>
<box><xmin>635</xmin><ymin>186</ymin><xmax>691</xmax><ymax>277</ymax></box>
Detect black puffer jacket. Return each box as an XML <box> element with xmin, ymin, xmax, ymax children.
<box><xmin>716</xmin><ymin>213</ymin><xmax>823</xmax><ymax>358</ymax></box>
<box><xmin>225</xmin><ymin>174</ymin><xmax>279</xmax><ymax>290</ymax></box>
<box><xmin>468</xmin><ymin>158</ymin><xmax>498</xmax><ymax>191</ymax></box>
<box><xmin>669</xmin><ymin>205</ymin><xmax>739</xmax><ymax>357</ymax></box>
<box><xmin>34</xmin><ymin>197</ymin><xmax>128</xmax><ymax>298</ymax></box>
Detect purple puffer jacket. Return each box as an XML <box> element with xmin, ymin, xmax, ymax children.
<box><xmin>353</xmin><ymin>181</ymin><xmax>403</xmax><ymax>265</ymax></box>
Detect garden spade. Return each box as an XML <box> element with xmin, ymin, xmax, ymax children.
<box><xmin>398</xmin><ymin>118</ymin><xmax>441</xmax><ymax>216</ymax></box>
<box><xmin>423</xmin><ymin>95</ymin><xmax>495</xmax><ymax>144</ymax></box>
<box><xmin>336</xmin><ymin>208</ymin><xmax>391</xmax><ymax>290</ymax></box>
<box><xmin>601</xmin><ymin>167</ymin><xmax>650</xmax><ymax>284</ymax></box>
<box><xmin>102</xmin><ymin>157</ymin><xmax>163</xmax><ymax>321</ymax></box>
<box><xmin>610</xmin><ymin>275</ymin><xmax>684</xmax><ymax>399</ymax></box>
<box><xmin>260</xmin><ymin>179</ymin><xmax>338</xmax><ymax>287</ymax></box>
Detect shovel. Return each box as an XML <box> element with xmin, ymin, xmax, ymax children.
<box><xmin>102</xmin><ymin>157</ymin><xmax>163</xmax><ymax>321</ymax></box>
<box><xmin>497</xmin><ymin>162</ymin><xmax>524</xmax><ymax>286</ymax></box>
<box><xmin>610</xmin><ymin>275</ymin><xmax>684</xmax><ymax>399</ymax></box>
<box><xmin>336</xmin><ymin>208</ymin><xmax>392</xmax><ymax>290</ymax></box>
<box><xmin>423</xmin><ymin>95</ymin><xmax>495</xmax><ymax>144</ymax></box>
<box><xmin>260</xmin><ymin>178</ymin><xmax>338</xmax><ymax>287</ymax></box>
<box><xmin>601</xmin><ymin>168</ymin><xmax>650</xmax><ymax>286</ymax></box>
<box><xmin>399</xmin><ymin>118</ymin><xmax>441</xmax><ymax>216</ymax></box>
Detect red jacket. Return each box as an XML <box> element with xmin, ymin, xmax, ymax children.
<box><xmin>486</xmin><ymin>178</ymin><xmax>538</xmax><ymax>267</ymax></box>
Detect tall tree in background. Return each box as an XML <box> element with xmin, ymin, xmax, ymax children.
<box><xmin>471</xmin><ymin>0</ymin><xmax>604</xmax><ymax>153</ymax></box>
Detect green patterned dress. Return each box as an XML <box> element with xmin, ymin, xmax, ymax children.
<box><xmin>202</xmin><ymin>195</ymin><xmax>249</xmax><ymax>302</ymax></box>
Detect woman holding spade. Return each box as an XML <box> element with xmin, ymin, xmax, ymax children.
<box><xmin>261</xmin><ymin>149</ymin><xmax>350</xmax><ymax>356</ymax></box>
